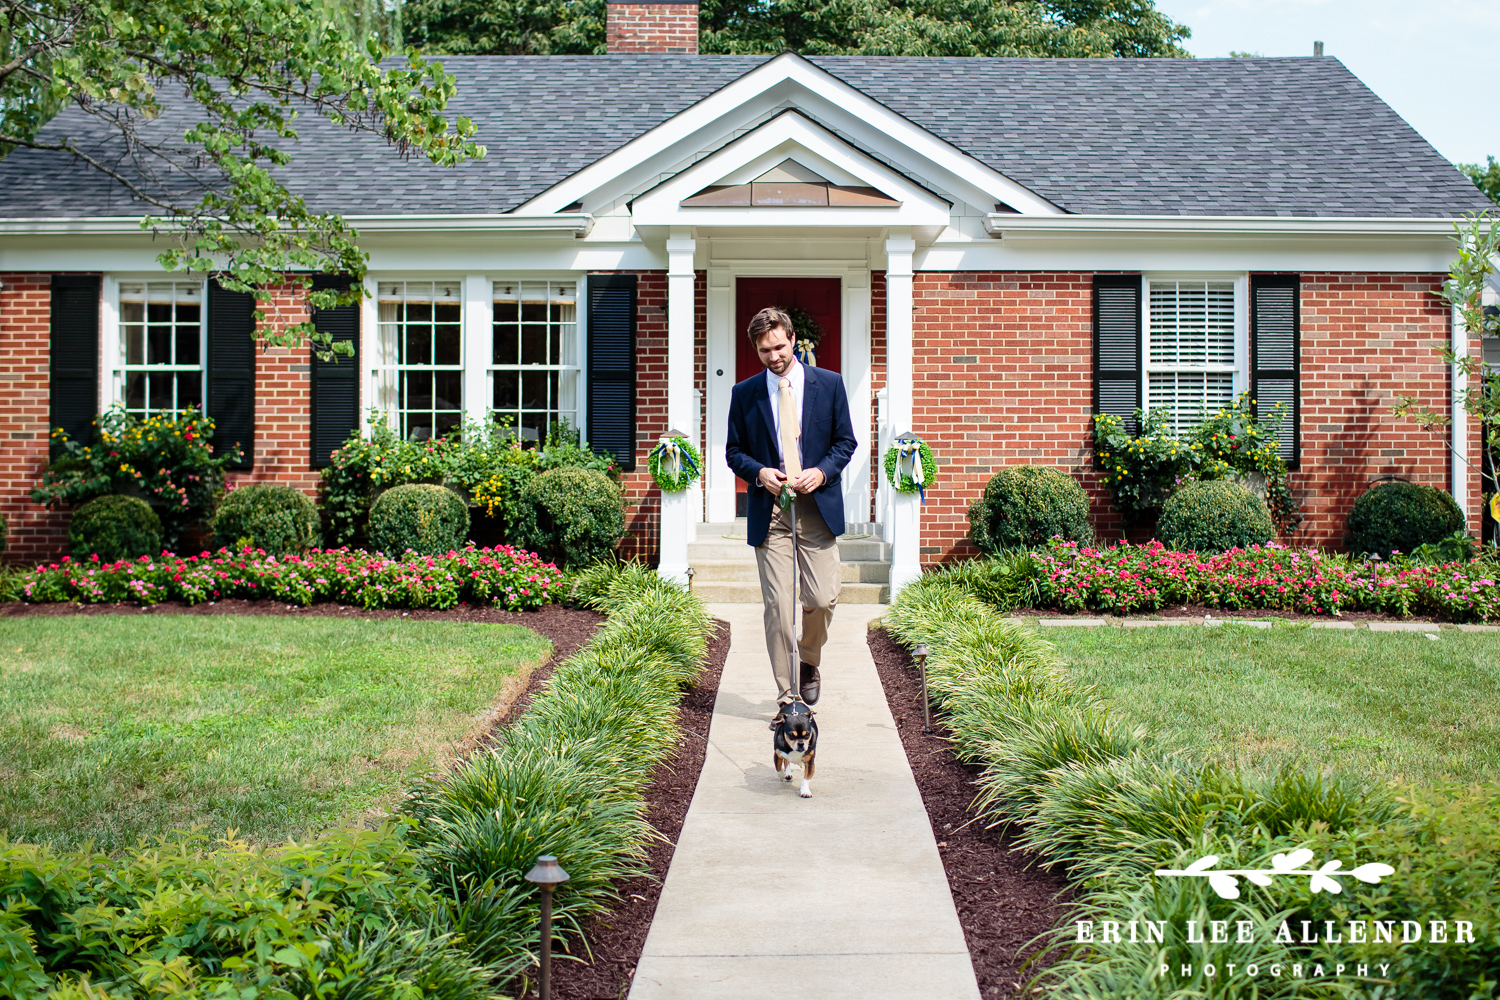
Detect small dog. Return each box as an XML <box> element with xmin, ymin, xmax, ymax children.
<box><xmin>770</xmin><ymin>700</ymin><xmax>819</xmax><ymax>798</ymax></box>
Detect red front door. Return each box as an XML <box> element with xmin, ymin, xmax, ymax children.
<box><xmin>734</xmin><ymin>277</ymin><xmax>842</xmax><ymax>514</ymax></box>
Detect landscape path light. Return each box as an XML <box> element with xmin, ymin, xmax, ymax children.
<box><xmin>525</xmin><ymin>854</ymin><xmax>570</xmax><ymax>1000</ymax></box>
<box><xmin>913</xmin><ymin>643</ymin><xmax>931</xmax><ymax>734</ymax></box>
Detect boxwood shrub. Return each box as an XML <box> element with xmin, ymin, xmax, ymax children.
<box><xmin>368</xmin><ymin>483</ymin><xmax>470</xmax><ymax>556</ymax></box>
<box><xmin>209</xmin><ymin>482</ymin><xmax>321</xmax><ymax>554</ymax></box>
<box><xmin>967</xmin><ymin>465</ymin><xmax>1093</xmax><ymax>553</ymax></box>
<box><xmin>68</xmin><ymin>494</ymin><xmax>161</xmax><ymax>561</ymax></box>
<box><xmin>1347</xmin><ymin>480</ymin><xmax>1466</xmax><ymax>558</ymax></box>
<box><xmin>1157</xmin><ymin>479</ymin><xmax>1274</xmax><ymax>552</ymax></box>
<box><xmin>516</xmin><ymin>467</ymin><xmax>625</xmax><ymax>568</ymax></box>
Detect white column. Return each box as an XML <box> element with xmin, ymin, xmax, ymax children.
<box><xmin>705</xmin><ymin>267</ymin><xmax>736</xmax><ymax>522</ymax></box>
<box><xmin>885</xmin><ymin>234</ymin><xmax>921</xmax><ymax>600</ymax></box>
<box><xmin>1451</xmin><ymin>303</ymin><xmax>1468</xmax><ymax>522</ymax></box>
<box><xmin>462</xmin><ymin>274</ymin><xmax>490</xmax><ymax>432</ymax></box>
<box><xmin>659</xmin><ymin>231</ymin><xmax>697</xmax><ymax>586</ymax></box>
<box><xmin>843</xmin><ymin>269</ymin><xmax>873</xmax><ymax>527</ymax></box>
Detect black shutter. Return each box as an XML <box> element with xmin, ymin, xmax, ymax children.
<box><xmin>50</xmin><ymin>275</ymin><xmax>101</xmax><ymax>454</ymax></box>
<box><xmin>1251</xmin><ymin>274</ymin><xmax>1300</xmax><ymax>466</ymax></box>
<box><xmin>586</xmin><ymin>274</ymin><xmax>637</xmax><ymax>469</ymax></box>
<box><xmin>1093</xmin><ymin>274</ymin><xmax>1142</xmax><ymax>434</ymax></box>
<box><xmin>207</xmin><ymin>279</ymin><xmax>256</xmax><ymax>470</ymax></box>
<box><xmin>309</xmin><ymin>275</ymin><xmax>360</xmax><ymax>468</ymax></box>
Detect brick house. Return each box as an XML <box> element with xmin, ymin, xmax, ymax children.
<box><xmin>1</xmin><ymin>2</ymin><xmax>1494</xmax><ymax>595</ymax></box>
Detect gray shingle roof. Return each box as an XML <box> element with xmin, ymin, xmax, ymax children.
<box><xmin>0</xmin><ymin>54</ymin><xmax>1488</xmax><ymax>219</ymax></box>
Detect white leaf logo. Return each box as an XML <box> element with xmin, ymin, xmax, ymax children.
<box><xmin>1156</xmin><ymin>849</ymin><xmax>1391</xmax><ymax>897</ymax></box>
<box><xmin>1350</xmin><ymin>863</ymin><xmax>1395</xmax><ymax>884</ymax></box>
<box><xmin>1208</xmin><ymin>872</ymin><xmax>1241</xmax><ymax>899</ymax></box>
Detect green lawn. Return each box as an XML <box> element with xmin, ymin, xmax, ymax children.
<box><xmin>1045</xmin><ymin>624</ymin><xmax>1500</xmax><ymax>785</ymax></box>
<box><xmin>0</xmin><ymin>615</ymin><xmax>550</xmax><ymax>851</ymax></box>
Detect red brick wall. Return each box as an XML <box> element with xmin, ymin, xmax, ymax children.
<box><xmin>0</xmin><ymin>274</ymin><xmax>69</xmax><ymax>564</ymax></box>
<box><xmin>910</xmin><ymin>272</ymin><xmax>1101</xmax><ymax>565</ymax></box>
<box><xmin>230</xmin><ymin>281</ymin><xmax>320</xmax><ymax>499</ymax></box>
<box><xmin>907</xmin><ymin>270</ymin><xmax>1470</xmax><ymax>565</ymax></box>
<box><xmin>605</xmin><ymin>3</ymin><xmax>698</xmax><ymax>53</ymax></box>
<box><xmin>1293</xmin><ymin>273</ymin><xmax>1481</xmax><ymax>547</ymax></box>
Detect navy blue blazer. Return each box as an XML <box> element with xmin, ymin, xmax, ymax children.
<box><xmin>724</xmin><ymin>365</ymin><xmax>858</xmax><ymax>547</ymax></box>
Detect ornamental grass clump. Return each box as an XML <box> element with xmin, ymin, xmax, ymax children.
<box><xmin>967</xmin><ymin>465</ymin><xmax>1093</xmax><ymax>553</ymax></box>
<box><xmin>67</xmin><ymin>494</ymin><xmax>161</xmax><ymax>561</ymax></box>
<box><xmin>209</xmin><ymin>482</ymin><xmax>321</xmax><ymax>554</ymax></box>
<box><xmin>369</xmin><ymin>483</ymin><xmax>470</xmax><ymax>556</ymax></box>
<box><xmin>884</xmin><ymin>567</ymin><xmax>1488</xmax><ymax>1000</ymax></box>
<box><xmin>401</xmin><ymin>562</ymin><xmax>710</xmax><ymax>996</ymax></box>
<box><xmin>1156</xmin><ymin>479</ymin><xmax>1275</xmax><ymax>553</ymax></box>
<box><xmin>1346</xmin><ymin>480</ymin><xmax>1466</xmax><ymax>558</ymax></box>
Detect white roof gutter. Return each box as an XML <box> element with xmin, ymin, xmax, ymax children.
<box><xmin>983</xmin><ymin>215</ymin><xmax>1466</xmax><ymax>239</ymax></box>
<box><xmin>0</xmin><ymin>213</ymin><xmax>594</xmax><ymax>236</ymax></box>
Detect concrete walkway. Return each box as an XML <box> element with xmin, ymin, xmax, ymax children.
<box><xmin>628</xmin><ymin>603</ymin><xmax>980</xmax><ymax>1000</ymax></box>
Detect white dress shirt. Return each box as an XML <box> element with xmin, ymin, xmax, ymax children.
<box><xmin>765</xmin><ymin>359</ymin><xmax>805</xmax><ymax>468</ymax></box>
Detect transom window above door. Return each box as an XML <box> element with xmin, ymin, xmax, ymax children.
<box><xmin>681</xmin><ymin>159</ymin><xmax>899</xmax><ymax>208</ymax></box>
<box><xmin>1145</xmin><ymin>279</ymin><xmax>1242</xmax><ymax>436</ymax></box>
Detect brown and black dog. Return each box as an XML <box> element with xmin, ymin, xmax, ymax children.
<box><xmin>770</xmin><ymin>700</ymin><xmax>818</xmax><ymax>798</ymax></box>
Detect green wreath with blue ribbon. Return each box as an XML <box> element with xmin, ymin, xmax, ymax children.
<box><xmin>648</xmin><ymin>435</ymin><xmax>703</xmax><ymax>492</ymax></box>
<box><xmin>883</xmin><ymin>436</ymin><xmax>936</xmax><ymax>503</ymax></box>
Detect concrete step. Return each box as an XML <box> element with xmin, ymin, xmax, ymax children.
<box><xmin>688</xmin><ymin>536</ymin><xmax>890</xmax><ymax>561</ymax></box>
<box><xmin>690</xmin><ymin>581</ymin><xmax>889</xmax><ymax>604</ymax></box>
<box><xmin>690</xmin><ymin>559</ymin><xmax>891</xmax><ymax>584</ymax></box>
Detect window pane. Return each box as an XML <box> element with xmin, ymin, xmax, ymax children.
<box><xmin>148</xmin><ymin>373</ymin><xmax>175</xmax><ymax>412</ymax></box>
<box><xmin>435</xmin><ymin>371</ymin><xmax>463</xmax><ymax>412</ymax></box>
<box><xmin>175</xmin><ymin>315</ymin><xmax>200</xmax><ymax>367</ymax></box>
<box><xmin>125</xmin><ymin>372</ymin><xmax>146</xmax><ymax>411</ymax></box>
<box><xmin>521</xmin><ymin>370</ymin><xmax>550</xmax><ymax>408</ymax></box>
<box><xmin>177</xmin><ymin>371</ymin><xmax>202</xmax><ymax>411</ymax></box>
<box><xmin>492</xmin><ymin>371</ymin><xmax>519</xmax><ymax>410</ymax></box>
<box><xmin>520</xmin><ymin>411</ymin><xmax>547</xmax><ymax>444</ymax></box>
<box><xmin>124</xmin><ymin>324</ymin><xmax>144</xmax><ymax>366</ymax></box>
<box><xmin>404</xmin><ymin>370</ymin><xmax>433</xmax><ymax>409</ymax></box>
<box><xmin>521</xmin><ymin>301</ymin><xmax>548</xmax><ymax>364</ymax></box>
<box><xmin>435</xmin><ymin>309</ymin><xmax>461</xmax><ymax>365</ymax></box>
<box><xmin>1150</xmin><ymin>281</ymin><xmax>1235</xmax><ymax>368</ymax></box>
<box><xmin>1148</xmin><ymin>372</ymin><xmax>1235</xmax><ymax>436</ymax></box>
<box><xmin>494</xmin><ymin>321</ymin><xmax>519</xmax><ymax>364</ymax></box>
<box><xmin>147</xmin><ymin>321</ymin><xmax>172</xmax><ymax>365</ymax></box>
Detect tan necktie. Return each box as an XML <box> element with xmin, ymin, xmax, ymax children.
<box><xmin>778</xmin><ymin>376</ymin><xmax>802</xmax><ymax>478</ymax></box>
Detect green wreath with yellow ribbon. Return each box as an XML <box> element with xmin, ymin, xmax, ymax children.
<box><xmin>648</xmin><ymin>435</ymin><xmax>703</xmax><ymax>492</ymax></box>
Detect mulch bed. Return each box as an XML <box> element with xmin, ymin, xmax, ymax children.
<box><xmin>548</xmin><ymin>619</ymin><xmax>729</xmax><ymax>1000</ymax></box>
<box><xmin>868</xmin><ymin>626</ymin><xmax>1071</xmax><ymax>1000</ymax></box>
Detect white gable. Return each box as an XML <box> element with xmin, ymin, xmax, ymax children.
<box><xmin>515</xmin><ymin>52</ymin><xmax>1062</xmax><ymax>227</ymax></box>
<box><xmin>630</xmin><ymin>111</ymin><xmax>951</xmax><ymax>234</ymax></box>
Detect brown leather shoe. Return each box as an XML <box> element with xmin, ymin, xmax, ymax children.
<box><xmin>799</xmin><ymin>663</ymin><xmax>821</xmax><ymax>705</ymax></box>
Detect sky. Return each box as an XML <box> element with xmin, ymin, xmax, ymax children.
<box><xmin>1152</xmin><ymin>0</ymin><xmax>1499</xmax><ymax>166</ymax></box>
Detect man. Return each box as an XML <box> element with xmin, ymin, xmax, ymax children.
<box><xmin>725</xmin><ymin>307</ymin><xmax>858</xmax><ymax>708</ymax></box>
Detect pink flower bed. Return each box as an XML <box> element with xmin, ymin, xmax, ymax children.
<box><xmin>1036</xmin><ymin>539</ymin><xmax>1499</xmax><ymax>622</ymax></box>
<box><xmin>20</xmin><ymin>545</ymin><xmax>563</xmax><ymax>611</ymax></box>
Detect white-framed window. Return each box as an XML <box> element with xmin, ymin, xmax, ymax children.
<box><xmin>1144</xmin><ymin>277</ymin><xmax>1246</xmax><ymax>436</ymax></box>
<box><xmin>373</xmin><ymin>280</ymin><xmax>464</xmax><ymax>441</ymax></box>
<box><xmin>490</xmin><ymin>280</ymin><xmax>579</xmax><ymax>443</ymax></box>
<box><xmin>113</xmin><ymin>281</ymin><xmax>205</xmax><ymax>418</ymax></box>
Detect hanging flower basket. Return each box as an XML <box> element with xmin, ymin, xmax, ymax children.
<box><xmin>648</xmin><ymin>435</ymin><xmax>702</xmax><ymax>492</ymax></box>
<box><xmin>883</xmin><ymin>435</ymin><xmax>936</xmax><ymax>503</ymax></box>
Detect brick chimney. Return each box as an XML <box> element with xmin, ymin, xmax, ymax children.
<box><xmin>606</xmin><ymin>0</ymin><xmax>699</xmax><ymax>54</ymax></box>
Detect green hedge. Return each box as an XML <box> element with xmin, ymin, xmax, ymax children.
<box><xmin>884</xmin><ymin>571</ymin><xmax>1499</xmax><ymax>999</ymax></box>
<box><xmin>209</xmin><ymin>482</ymin><xmax>321</xmax><ymax>554</ymax></box>
<box><xmin>2</xmin><ymin>562</ymin><xmax>714</xmax><ymax>999</ymax></box>
<box><xmin>967</xmin><ymin>465</ymin><xmax>1093</xmax><ymax>553</ymax></box>
<box><xmin>369</xmin><ymin>483</ymin><xmax>470</xmax><ymax>556</ymax></box>
<box><xmin>1157</xmin><ymin>478</ymin><xmax>1275</xmax><ymax>552</ymax></box>
<box><xmin>67</xmin><ymin>494</ymin><xmax>161</xmax><ymax>562</ymax></box>
<box><xmin>517</xmin><ymin>467</ymin><xmax>625</xmax><ymax>568</ymax></box>
<box><xmin>1347</xmin><ymin>480</ymin><xmax>1466</xmax><ymax>558</ymax></box>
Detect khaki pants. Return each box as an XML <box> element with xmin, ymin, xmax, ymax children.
<box><xmin>755</xmin><ymin>494</ymin><xmax>841</xmax><ymax>703</ymax></box>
